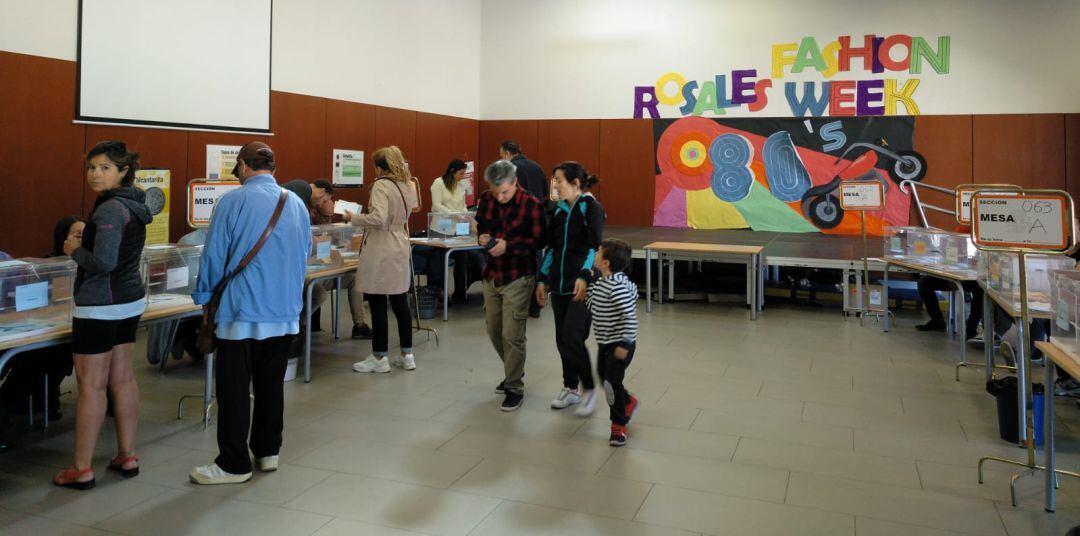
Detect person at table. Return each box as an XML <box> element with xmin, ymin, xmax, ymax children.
<box><xmin>188</xmin><ymin>141</ymin><xmax>311</xmax><ymax>485</ymax></box>
<box><xmin>916</xmin><ymin>276</ymin><xmax>983</xmax><ymax>336</ymax></box>
<box><xmin>53</xmin><ymin>141</ymin><xmax>152</xmax><ymax>490</ymax></box>
<box><xmin>345</xmin><ymin>146</ymin><xmax>419</xmax><ymax>373</ymax></box>
<box><xmin>499</xmin><ymin>141</ymin><xmax>547</xmax><ymax>317</ymax></box>
<box><xmin>916</xmin><ymin>225</ymin><xmax>983</xmax><ymax>336</ymax></box>
<box><xmin>536</xmin><ymin>162</ymin><xmax>604</xmax><ymax>416</ymax></box>
<box><xmin>307</xmin><ymin>179</ymin><xmax>372</xmax><ymax>338</ymax></box>
<box><xmin>429</xmin><ymin>159</ymin><xmax>485</xmax><ymax>303</ymax></box>
<box><xmin>476</xmin><ymin>159</ymin><xmax>546</xmax><ymax>411</ymax></box>
<box><xmin>0</xmin><ymin>216</ymin><xmax>85</xmax><ymax>451</ymax></box>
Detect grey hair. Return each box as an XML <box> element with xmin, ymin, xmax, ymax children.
<box><xmin>484</xmin><ymin>159</ymin><xmax>518</xmax><ymax>186</ymax></box>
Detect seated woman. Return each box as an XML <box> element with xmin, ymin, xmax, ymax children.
<box><xmin>428</xmin><ymin>159</ymin><xmax>485</xmax><ymax>303</ymax></box>
<box><xmin>0</xmin><ymin>216</ymin><xmax>86</xmax><ymax>450</ymax></box>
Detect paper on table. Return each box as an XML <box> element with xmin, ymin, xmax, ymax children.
<box><xmin>334</xmin><ymin>200</ymin><xmax>361</xmax><ymax>215</ymax></box>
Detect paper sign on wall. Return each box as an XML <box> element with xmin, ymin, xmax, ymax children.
<box><xmin>332</xmin><ymin>149</ymin><xmax>364</xmax><ymax>187</ymax></box>
<box><xmin>188</xmin><ymin>179</ymin><xmax>242</xmax><ymax>227</ymax></box>
<box><xmin>972</xmin><ymin>193</ymin><xmax>1071</xmax><ymax>251</ymax></box>
<box><xmin>134</xmin><ymin>169</ymin><xmax>170</xmax><ymax>245</ymax></box>
<box><xmin>206</xmin><ymin>145</ymin><xmax>241</xmax><ymax>180</ymax></box>
<box><xmin>15</xmin><ymin>281</ymin><xmax>48</xmax><ymax>312</ymax></box>
<box><xmin>838</xmin><ymin>180</ymin><xmax>884</xmax><ymax>210</ymax></box>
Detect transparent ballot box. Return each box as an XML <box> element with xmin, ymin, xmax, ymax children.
<box><xmin>428</xmin><ymin>212</ymin><xmax>476</xmax><ymax>241</ymax></box>
<box><xmin>984</xmin><ymin>251</ymin><xmax>1076</xmax><ymax>314</ymax></box>
<box><xmin>309</xmin><ymin>224</ymin><xmax>356</xmax><ymax>267</ymax></box>
<box><xmin>1051</xmin><ymin>270</ymin><xmax>1080</xmax><ymax>359</ymax></box>
<box><xmin>0</xmin><ymin>257</ymin><xmax>76</xmax><ymax>342</ymax></box>
<box><xmin>882</xmin><ymin>227</ymin><xmax>948</xmax><ymax>264</ymax></box>
<box><xmin>937</xmin><ymin>232</ymin><xmax>979</xmax><ymax>274</ymax></box>
<box><xmin>141</xmin><ymin>245</ymin><xmax>202</xmax><ymax>308</ymax></box>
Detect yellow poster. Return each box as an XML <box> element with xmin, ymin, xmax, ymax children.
<box><xmin>134</xmin><ymin>169</ymin><xmax>170</xmax><ymax>245</ymax></box>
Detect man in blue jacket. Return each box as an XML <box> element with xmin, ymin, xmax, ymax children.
<box><xmin>189</xmin><ymin>142</ymin><xmax>311</xmax><ymax>485</ymax></box>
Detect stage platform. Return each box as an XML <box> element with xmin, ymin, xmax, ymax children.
<box><xmin>606</xmin><ymin>225</ymin><xmax>885</xmax><ymax>270</ymax></box>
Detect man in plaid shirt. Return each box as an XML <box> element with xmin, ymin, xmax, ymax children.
<box><xmin>475</xmin><ymin>160</ymin><xmax>546</xmax><ymax>412</ymax></box>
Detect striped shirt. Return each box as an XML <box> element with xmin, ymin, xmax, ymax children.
<box><xmin>586</xmin><ymin>271</ymin><xmax>638</xmax><ymax>345</ymax></box>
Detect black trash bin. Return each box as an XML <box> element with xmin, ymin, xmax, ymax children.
<box><xmin>987</xmin><ymin>377</ymin><xmax>1019</xmax><ymax>443</ymax></box>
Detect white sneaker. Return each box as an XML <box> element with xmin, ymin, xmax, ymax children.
<box><xmin>575</xmin><ymin>389</ymin><xmax>597</xmax><ymax>417</ymax></box>
<box><xmin>353</xmin><ymin>356</ymin><xmax>391</xmax><ymax>373</ymax></box>
<box><xmin>257</xmin><ymin>455</ymin><xmax>279</xmax><ymax>472</ymax></box>
<box><xmin>551</xmin><ymin>388</ymin><xmax>580</xmax><ymax>410</ymax></box>
<box><xmin>189</xmin><ymin>463</ymin><xmax>252</xmax><ymax>485</ymax></box>
<box><xmin>392</xmin><ymin>353</ymin><xmax>416</xmax><ymax>371</ymax></box>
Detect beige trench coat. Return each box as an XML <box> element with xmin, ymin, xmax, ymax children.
<box><xmin>353</xmin><ymin>178</ymin><xmax>418</xmax><ymax>295</ymax></box>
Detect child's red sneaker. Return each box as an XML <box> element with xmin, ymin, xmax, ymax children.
<box><xmin>609</xmin><ymin>424</ymin><xmax>627</xmax><ymax>447</ymax></box>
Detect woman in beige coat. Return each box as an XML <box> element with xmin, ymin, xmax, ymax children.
<box><xmin>344</xmin><ymin>146</ymin><xmax>419</xmax><ymax>373</ymax></box>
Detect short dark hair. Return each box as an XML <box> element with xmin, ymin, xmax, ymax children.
<box><xmin>86</xmin><ymin>141</ymin><xmax>140</xmax><ymax>186</ymax></box>
<box><xmin>313</xmin><ymin>178</ymin><xmax>333</xmax><ymax>195</ymax></box>
<box><xmin>500</xmin><ymin>141</ymin><xmax>521</xmax><ymax>155</ymax></box>
<box><xmin>600</xmin><ymin>238</ymin><xmax>631</xmax><ymax>274</ymax></box>
<box><xmin>243</xmin><ymin>157</ymin><xmax>275</xmax><ymax>172</ymax></box>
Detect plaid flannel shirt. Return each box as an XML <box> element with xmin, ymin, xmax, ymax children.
<box><xmin>474</xmin><ymin>186</ymin><xmax>546</xmax><ymax>287</ymax></box>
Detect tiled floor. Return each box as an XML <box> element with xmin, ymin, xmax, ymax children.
<box><xmin>3</xmin><ymin>296</ymin><xmax>1080</xmax><ymax>535</ymax></box>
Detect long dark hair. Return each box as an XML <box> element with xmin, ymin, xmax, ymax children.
<box><xmin>552</xmin><ymin>161</ymin><xmax>600</xmax><ymax>192</ymax></box>
<box><xmin>51</xmin><ymin>215</ymin><xmax>87</xmax><ymax>257</ymax></box>
<box><xmin>441</xmin><ymin>159</ymin><xmax>467</xmax><ymax>191</ymax></box>
<box><xmin>86</xmin><ymin>141</ymin><xmax>140</xmax><ymax>186</ymax></box>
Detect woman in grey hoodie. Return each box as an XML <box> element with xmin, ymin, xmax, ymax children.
<box><xmin>53</xmin><ymin>141</ymin><xmax>152</xmax><ymax>490</ymax></box>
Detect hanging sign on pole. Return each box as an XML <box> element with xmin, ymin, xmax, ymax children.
<box><xmin>971</xmin><ymin>191</ymin><xmax>1073</xmax><ymax>252</ymax></box>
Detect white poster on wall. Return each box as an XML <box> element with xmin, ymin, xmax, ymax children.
<box><xmin>332</xmin><ymin>149</ymin><xmax>364</xmax><ymax>187</ymax></box>
<box><xmin>206</xmin><ymin>145</ymin><xmax>241</xmax><ymax>180</ymax></box>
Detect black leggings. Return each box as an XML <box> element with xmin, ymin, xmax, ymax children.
<box><xmin>550</xmin><ymin>293</ymin><xmax>594</xmax><ymax>390</ymax></box>
<box><xmin>366</xmin><ymin>293</ymin><xmax>413</xmax><ymax>355</ymax></box>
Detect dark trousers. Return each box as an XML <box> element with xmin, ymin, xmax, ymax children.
<box><xmin>550</xmin><ymin>293</ymin><xmax>594</xmax><ymax>390</ymax></box>
<box><xmin>367</xmin><ymin>292</ymin><xmax>412</xmax><ymax>354</ymax></box>
<box><xmin>598</xmin><ymin>342</ymin><xmax>636</xmax><ymax>425</ymax></box>
<box><xmin>917</xmin><ymin>276</ymin><xmax>983</xmax><ymax>333</ymax></box>
<box><xmin>214</xmin><ymin>336</ymin><xmax>291</xmax><ymax>475</ymax></box>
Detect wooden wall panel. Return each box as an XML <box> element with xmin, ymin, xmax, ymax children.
<box><xmin>414</xmin><ymin>112</ymin><xmax>455</xmax><ymax>229</ymax></box>
<box><xmin>450</xmin><ymin>117</ymin><xmax>480</xmax><ymax>165</ymax></box>
<box><xmin>84</xmin><ymin>126</ymin><xmax>189</xmax><ymax>242</ymax></box>
<box><xmin>598</xmin><ymin>120</ymin><xmax>655</xmax><ymax>226</ymax></box>
<box><xmin>373</xmin><ymin>106</ymin><xmax>419</xmax><ymax>228</ymax></box>
<box><xmin>325</xmin><ymin>99</ymin><xmax>376</xmax><ymax>207</ymax></box>
<box><xmin>912</xmin><ymin>115</ymin><xmax>973</xmax><ymax>229</ymax></box>
<box><xmin>0</xmin><ymin>52</ymin><xmax>85</xmax><ymax>257</ymax></box>
<box><xmin>537</xmin><ymin>119</ymin><xmax>600</xmax><ymax>196</ymax></box>
<box><xmin>1066</xmin><ymin>114</ymin><xmax>1080</xmax><ymax>202</ymax></box>
<box><xmin>973</xmin><ymin>114</ymin><xmax>1065</xmax><ymax>189</ymax></box>
<box><xmin>270</xmin><ymin>91</ymin><xmax>327</xmax><ymax>183</ymax></box>
<box><xmin>478</xmin><ymin>120</ymin><xmax>539</xmax><ymax>176</ymax></box>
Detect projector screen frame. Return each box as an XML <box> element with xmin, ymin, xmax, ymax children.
<box><xmin>74</xmin><ymin>0</ymin><xmax>274</xmax><ymax>134</ymax></box>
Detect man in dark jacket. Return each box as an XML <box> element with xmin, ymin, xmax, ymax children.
<box><xmin>499</xmin><ymin>141</ymin><xmax>548</xmax><ymax>317</ymax></box>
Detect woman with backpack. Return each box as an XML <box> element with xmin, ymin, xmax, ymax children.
<box><xmin>535</xmin><ymin>161</ymin><xmax>605</xmax><ymax>416</ymax></box>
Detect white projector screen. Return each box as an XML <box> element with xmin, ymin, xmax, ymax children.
<box><xmin>77</xmin><ymin>0</ymin><xmax>272</xmax><ymax>133</ymax></box>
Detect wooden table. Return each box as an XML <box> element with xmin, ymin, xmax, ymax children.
<box><xmin>643</xmin><ymin>241</ymin><xmax>764</xmax><ymax>320</ymax></box>
<box><xmin>409</xmin><ymin>237</ymin><xmax>485</xmax><ymax>321</ymax></box>
<box><xmin>1036</xmin><ymin>340</ymin><xmax>1080</xmax><ymax>513</ymax></box>
<box><xmin>0</xmin><ymin>299</ymin><xmax>202</xmax><ymax>427</ymax></box>
<box><xmin>302</xmin><ymin>262</ymin><xmax>358</xmax><ymax>383</ymax></box>
<box><xmin>879</xmin><ymin>257</ymin><xmax>979</xmax><ymax>378</ymax></box>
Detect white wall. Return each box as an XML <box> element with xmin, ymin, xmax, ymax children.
<box><xmin>479</xmin><ymin>0</ymin><xmax>1080</xmax><ymax>119</ymax></box>
<box><xmin>0</xmin><ymin>0</ymin><xmax>482</xmax><ymax>119</ymax></box>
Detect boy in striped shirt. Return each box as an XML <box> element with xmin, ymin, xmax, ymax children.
<box><xmin>586</xmin><ymin>238</ymin><xmax>639</xmax><ymax>446</ymax></box>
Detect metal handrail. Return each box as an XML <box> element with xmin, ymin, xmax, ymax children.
<box><xmin>900</xmin><ymin>179</ymin><xmax>956</xmax><ymax>229</ymax></box>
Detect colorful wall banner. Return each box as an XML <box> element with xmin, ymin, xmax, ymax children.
<box><xmin>634</xmin><ymin>34</ymin><xmax>950</xmax><ymax>118</ymax></box>
<box><xmin>653</xmin><ymin>116</ymin><xmax>923</xmax><ymax>235</ymax></box>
